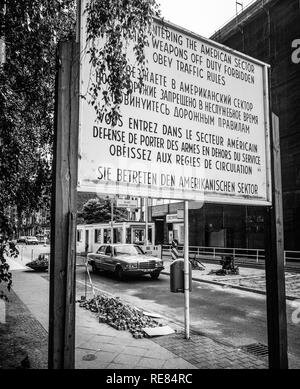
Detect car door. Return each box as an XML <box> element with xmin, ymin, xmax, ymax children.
<box><xmin>93</xmin><ymin>245</ymin><xmax>107</xmax><ymax>270</ymax></box>
<box><xmin>102</xmin><ymin>245</ymin><xmax>115</xmax><ymax>271</ymax></box>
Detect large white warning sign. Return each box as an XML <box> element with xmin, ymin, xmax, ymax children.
<box><xmin>78</xmin><ymin>4</ymin><xmax>271</xmax><ymax>205</ymax></box>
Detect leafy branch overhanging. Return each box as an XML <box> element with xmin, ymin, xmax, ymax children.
<box><xmin>84</xmin><ymin>0</ymin><xmax>160</xmax><ymax>123</ymax></box>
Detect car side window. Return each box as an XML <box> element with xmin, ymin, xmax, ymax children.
<box><xmin>97</xmin><ymin>246</ymin><xmax>106</xmax><ymax>254</ymax></box>
<box><xmin>105</xmin><ymin>246</ymin><xmax>112</xmax><ymax>255</ymax></box>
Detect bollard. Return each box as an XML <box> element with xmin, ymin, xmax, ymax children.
<box><xmin>171</xmin><ymin>239</ymin><xmax>179</xmax><ymax>261</ymax></box>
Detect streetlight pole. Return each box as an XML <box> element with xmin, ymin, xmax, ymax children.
<box><xmin>111</xmin><ymin>199</ymin><xmax>114</xmax><ymax>244</ymax></box>
<box><xmin>0</xmin><ymin>0</ymin><xmax>6</xmax><ymax>66</ymax></box>
<box><xmin>145</xmin><ymin>197</ymin><xmax>149</xmax><ymax>245</ymax></box>
<box><xmin>184</xmin><ymin>200</ymin><xmax>190</xmax><ymax>340</ymax></box>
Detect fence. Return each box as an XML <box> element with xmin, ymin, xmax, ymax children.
<box><xmin>162</xmin><ymin>245</ymin><xmax>300</xmax><ymax>267</ymax></box>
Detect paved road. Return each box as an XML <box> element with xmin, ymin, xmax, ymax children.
<box><xmin>76</xmin><ymin>265</ymin><xmax>300</xmax><ymax>363</ymax></box>
<box><xmin>10</xmin><ymin>245</ymin><xmax>300</xmax><ymax>366</ymax></box>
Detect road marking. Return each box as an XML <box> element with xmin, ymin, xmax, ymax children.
<box><xmin>76</xmin><ymin>280</ymin><xmax>115</xmax><ymax>298</ymax></box>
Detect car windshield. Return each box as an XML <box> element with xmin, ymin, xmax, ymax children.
<box><xmin>114</xmin><ymin>245</ymin><xmax>144</xmax><ymax>256</ymax></box>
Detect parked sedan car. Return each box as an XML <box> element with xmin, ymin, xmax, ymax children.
<box><xmin>25</xmin><ymin>236</ymin><xmax>39</xmax><ymax>245</ymax></box>
<box><xmin>26</xmin><ymin>253</ymin><xmax>50</xmax><ymax>271</ymax></box>
<box><xmin>17</xmin><ymin>236</ymin><xmax>28</xmax><ymax>244</ymax></box>
<box><xmin>87</xmin><ymin>244</ymin><xmax>164</xmax><ymax>280</ymax></box>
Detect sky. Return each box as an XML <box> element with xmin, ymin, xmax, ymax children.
<box><xmin>157</xmin><ymin>0</ymin><xmax>255</xmax><ymax>38</ymax></box>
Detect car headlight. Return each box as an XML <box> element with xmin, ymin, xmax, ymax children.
<box><xmin>155</xmin><ymin>261</ymin><xmax>163</xmax><ymax>267</ymax></box>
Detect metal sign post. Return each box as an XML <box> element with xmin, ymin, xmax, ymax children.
<box><xmin>184</xmin><ymin>200</ymin><xmax>190</xmax><ymax>340</ymax></box>
<box><xmin>145</xmin><ymin>197</ymin><xmax>149</xmax><ymax>245</ymax></box>
<box><xmin>0</xmin><ymin>1</ymin><xmax>6</xmax><ymax>66</ymax></box>
<box><xmin>264</xmin><ymin>113</ymin><xmax>288</xmax><ymax>369</ymax></box>
<box><xmin>111</xmin><ymin>199</ymin><xmax>114</xmax><ymax>244</ymax></box>
<box><xmin>48</xmin><ymin>41</ymin><xmax>79</xmax><ymax>369</ymax></box>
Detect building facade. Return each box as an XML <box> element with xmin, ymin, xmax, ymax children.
<box><xmin>150</xmin><ymin>201</ymin><xmax>265</xmax><ymax>248</ymax></box>
<box><xmin>211</xmin><ymin>0</ymin><xmax>300</xmax><ymax>251</ymax></box>
<box><xmin>150</xmin><ymin>0</ymin><xmax>300</xmax><ymax>251</ymax></box>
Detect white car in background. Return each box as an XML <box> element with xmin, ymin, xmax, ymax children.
<box><xmin>25</xmin><ymin>236</ymin><xmax>39</xmax><ymax>245</ymax></box>
<box><xmin>87</xmin><ymin>244</ymin><xmax>164</xmax><ymax>280</ymax></box>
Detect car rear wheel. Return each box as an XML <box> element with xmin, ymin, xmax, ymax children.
<box><xmin>115</xmin><ymin>266</ymin><xmax>124</xmax><ymax>281</ymax></box>
<box><xmin>91</xmin><ymin>263</ymin><xmax>97</xmax><ymax>273</ymax></box>
<box><xmin>150</xmin><ymin>271</ymin><xmax>160</xmax><ymax>280</ymax></box>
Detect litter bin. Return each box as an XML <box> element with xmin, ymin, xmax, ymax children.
<box><xmin>170</xmin><ymin>258</ymin><xmax>192</xmax><ymax>293</ymax></box>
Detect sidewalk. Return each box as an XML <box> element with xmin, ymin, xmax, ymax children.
<box><xmin>0</xmin><ymin>268</ymin><xmax>271</xmax><ymax>370</ymax></box>
<box><xmin>161</xmin><ymin>256</ymin><xmax>300</xmax><ymax>300</ymax></box>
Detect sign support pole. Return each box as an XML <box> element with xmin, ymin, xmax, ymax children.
<box><xmin>48</xmin><ymin>41</ymin><xmax>79</xmax><ymax>369</ymax></box>
<box><xmin>0</xmin><ymin>0</ymin><xmax>6</xmax><ymax>66</ymax></box>
<box><xmin>265</xmin><ymin>113</ymin><xmax>288</xmax><ymax>369</ymax></box>
<box><xmin>145</xmin><ymin>197</ymin><xmax>149</xmax><ymax>245</ymax></box>
<box><xmin>111</xmin><ymin>199</ymin><xmax>114</xmax><ymax>244</ymax></box>
<box><xmin>184</xmin><ymin>200</ymin><xmax>190</xmax><ymax>340</ymax></box>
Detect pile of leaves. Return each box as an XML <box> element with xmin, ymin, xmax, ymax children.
<box><xmin>26</xmin><ymin>255</ymin><xmax>48</xmax><ymax>271</ymax></box>
<box><xmin>216</xmin><ymin>256</ymin><xmax>240</xmax><ymax>276</ymax></box>
<box><xmin>78</xmin><ymin>294</ymin><xmax>161</xmax><ymax>338</ymax></box>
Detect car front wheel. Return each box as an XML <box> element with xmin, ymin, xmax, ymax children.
<box><xmin>115</xmin><ymin>266</ymin><xmax>124</xmax><ymax>281</ymax></box>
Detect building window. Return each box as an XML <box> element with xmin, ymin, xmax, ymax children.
<box><xmin>77</xmin><ymin>230</ymin><xmax>82</xmax><ymax>242</ymax></box>
<box><xmin>94</xmin><ymin>229</ymin><xmax>102</xmax><ymax>243</ymax></box>
<box><xmin>114</xmin><ymin>228</ymin><xmax>122</xmax><ymax>244</ymax></box>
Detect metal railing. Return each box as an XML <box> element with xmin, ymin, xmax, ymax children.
<box><xmin>162</xmin><ymin>245</ymin><xmax>300</xmax><ymax>266</ymax></box>
<box><xmin>284</xmin><ymin>251</ymin><xmax>300</xmax><ymax>263</ymax></box>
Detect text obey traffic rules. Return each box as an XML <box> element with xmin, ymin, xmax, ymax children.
<box><xmin>78</xmin><ymin>14</ymin><xmax>271</xmax><ymax>205</ymax></box>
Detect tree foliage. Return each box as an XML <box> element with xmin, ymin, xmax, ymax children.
<box><xmin>0</xmin><ymin>0</ymin><xmax>76</xmax><ymax>289</ymax></box>
<box><xmin>0</xmin><ymin>0</ymin><xmax>76</xmax><ymax>212</ymax></box>
<box><xmin>84</xmin><ymin>0</ymin><xmax>160</xmax><ymax>122</ymax></box>
<box><xmin>0</xmin><ymin>0</ymin><xmax>159</xmax><ymax>289</ymax></box>
<box><xmin>78</xmin><ymin>198</ymin><xmax>128</xmax><ymax>224</ymax></box>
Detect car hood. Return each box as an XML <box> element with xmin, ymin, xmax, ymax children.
<box><xmin>115</xmin><ymin>254</ymin><xmax>160</xmax><ymax>262</ymax></box>
<box><xmin>87</xmin><ymin>253</ymin><xmax>162</xmax><ymax>263</ymax></box>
